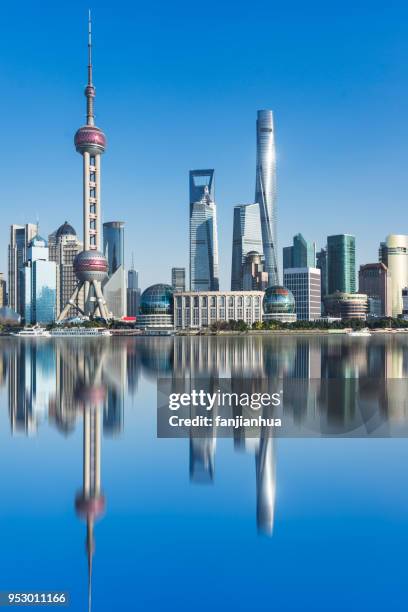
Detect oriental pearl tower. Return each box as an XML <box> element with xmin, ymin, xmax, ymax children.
<box><xmin>58</xmin><ymin>12</ymin><xmax>110</xmax><ymax>322</ymax></box>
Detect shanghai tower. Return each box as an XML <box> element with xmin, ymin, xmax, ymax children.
<box><xmin>255</xmin><ymin>110</ymin><xmax>279</xmax><ymax>286</ymax></box>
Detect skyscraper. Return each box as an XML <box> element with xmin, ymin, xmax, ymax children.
<box><xmin>171</xmin><ymin>268</ymin><xmax>186</xmax><ymax>292</ymax></box>
<box><xmin>231</xmin><ymin>203</ymin><xmax>263</xmax><ymax>290</ymax></box>
<box><xmin>327</xmin><ymin>234</ymin><xmax>356</xmax><ymax>294</ymax></box>
<box><xmin>103</xmin><ymin>221</ymin><xmax>126</xmax><ymax>318</ymax></box>
<box><xmin>316</xmin><ymin>248</ymin><xmax>328</xmax><ymax>299</ymax></box>
<box><xmin>48</xmin><ymin>222</ymin><xmax>83</xmax><ymax>318</ymax></box>
<box><xmin>359</xmin><ymin>262</ymin><xmax>391</xmax><ymax>317</ymax></box>
<box><xmin>379</xmin><ymin>234</ymin><xmax>408</xmax><ymax>317</ymax></box>
<box><xmin>58</xmin><ymin>14</ymin><xmax>110</xmax><ymax>322</ymax></box>
<box><xmin>8</xmin><ymin>223</ymin><xmax>37</xmax><ymax>315</ymax></box>
<box><xmin>127</xmin><ymin>261</ymin><xmax>140</xmax><ymax>317</ymax></box>
<box><xmin>255</xmin><ymin>110</ymin><xmax>278</xmax><ymax>286</ymax></box>
<box><xmin>189</xmin><ymin>169</ymin><xmax>219</xmax><ymax>291</ymax></box>
<box><xmin>21</xmin><ymin>234</ymin><xmax>57</xmax><ymax>324</ymax></box>
<box><xmin>103</xmin><ymin>221</ymin><xmax>125</xmax><ymax>275</ymax></box>
<box><xmin>283</xmin><ymin>234</ymin><xmax>316</xmax><ymax>271</ymax></box>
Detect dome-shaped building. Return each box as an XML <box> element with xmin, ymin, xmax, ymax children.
<box><xmin>56</xmin><ymin>221</ymin><xmax>77</xmax><ymax>239</ymax></box>
<box><xmin>137</xmin><ymin>284</ymin><xmax>174</xmax><ymax>332</ymax></box>
<box><xmin>263</xmin><ymin>286</ymin><xmax>297</xmax><ymax>323</ymax></box>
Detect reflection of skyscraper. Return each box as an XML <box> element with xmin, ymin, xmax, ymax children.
<box><xmin>255</xmin><ymin>423</ymin><xmax>276</xmax><ymax>535</ymax></box>
<box><xmin>255</xmin><ymin>110</ymin><xmax>278</xmax><ymax>286</ymax></box>
<box><xmin>8</xmin><ymin>342</ymin><xmax>57</xmax><ymax>435</ymax></box>
<box><xmin>231</xmin><ymin>203</ymin><xmax>263</xmax><ymax>290</ymax></box>
<box><xmin>189</xmin><ymin>169</ymin><xmax>219</xmax><ymax>291</ymax></box>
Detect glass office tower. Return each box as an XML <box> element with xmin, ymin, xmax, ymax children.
<box><xmin>327</xmin><ymin>234</ymin><xmax>356</xmax><ymax>294</ymax></box>
<box><xmin>283</xmin><ymin>234</ymin><xmax>316</xmax><ymax>271</ymax></box>
<box><xmin>103</xmin><ymin>221</ymin><xmax>125</xmax><ymax>276</ymax></box>
<box><xmin>189</xmin><ymin>170</ymin><xmax>219</xmax><ymax>291</ymax></box>
<box><xmin>255</xmin><ymin>110</ymin><xmax>279</xmax><ymax>286</ymax></box>
<box><xmin>231</xmin><ymin>203</ymin><xmax>263</xmax><ymax>290</ymax></box>
<box><xmin>21</xmin><ymin>234</ymin><xmax>56</xmax><ymax>324</ymax></box>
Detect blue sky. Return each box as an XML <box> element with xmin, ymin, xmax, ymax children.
<box><xmin>1</xmin><ymin>0</ymin><xmax>408</xmax><ymax>289</ymax></box>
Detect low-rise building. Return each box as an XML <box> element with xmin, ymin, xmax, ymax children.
<box><xmin>174</xmin><ymin>291</ymin><xmax>263</xmax><ymax>329</ymax></box>
<box><xmin>323</xmin><ymin>292</ymin><xmax>368</xmax><ymax>320</ymax></box>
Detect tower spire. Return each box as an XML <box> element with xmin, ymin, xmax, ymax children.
<box><xmin>86</xmin><ymin>10</ymin><xmax>95</xmax><ymax>126</ymax></box>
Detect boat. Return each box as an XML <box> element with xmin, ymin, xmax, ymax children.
<box><xmin>347</xmin><ymin>328</ymin><xmax>372</xmax><ymax>337</ymax></box>
<box><xmin>12</xmin><ymin>325</ymin><xmax>51</xmax><ymax>338</ymax></box>
<box><xmin>49</xmin><ymin>327</ymin><xmax>112</xmax><ymax>337</ymax></box>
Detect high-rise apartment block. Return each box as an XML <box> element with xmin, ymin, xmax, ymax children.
<box><xmin>231</xmin><ymin>203</ymin><xmax>263</xmax><ymax>290</ymax></box>
<box><xmin>327</xmin><ymin>234</ymin><xmax>356</xmax><ymax>294</ymax></box>
<box><xmin>255</xmin><ymin>110</ymin><xmax>279</xmax><ymax>286</ymax></box>
<box><xmin>189</xmin><ymin>169</ymin><xmax>219</xmax><ymax>291</ymax></box>
<box><xmin>283</xmin><ymin>267</ymin><xmax>321</xmax><ymax>321</ymax></box>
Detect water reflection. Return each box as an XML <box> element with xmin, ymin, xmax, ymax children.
<box><xmin>2</xmin><ymin>335</ymin><xmax>408</xmax><ymax>606</ymax></box>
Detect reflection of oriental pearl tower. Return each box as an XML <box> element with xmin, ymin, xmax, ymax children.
<box><xmin>58</xmin><ymin>12</ymin><xmax>110</xmax><ymax>322</ymax></box>
<box><xmin>75</xmin><ymin>364</ymin><xmax>106</xmax><ymax>612</ymax></box>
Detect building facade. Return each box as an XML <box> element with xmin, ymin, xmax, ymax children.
<box><xmin>231</xmin><ymin>203</ymin><xmax>263</xmax><ymax>290</ymax></box>
<box><xmin>379</xmin><ymin>234</ymin><xmax>408</xmax><ymax>317</ymax></box>
<box><xmin>283</xmin><ymin>267</ymin><xmax>321</xmax><ymax>321</ymax></box>
<box><xmin>358</xmin><ymin>263</ymin><xmax>391</xmax><ymax>318</ymax></box>
<box><xmin>189</xmin><ymin>169</ymin><xmax>219</xmax><ymax>291</ymax></box>
<box><xmin>171</xmin><ymin>268</ymin><xmax>186</xmax><ymax>292</ymax></box>
<box><xmin>174</xmin><ymin>291</ymin><xmax>263</xmax><ymax>330</ymax></box>
<box><xmin>283</xmin><ymin>234</ymin><xmax>316</xmax><ymax>271</ymax></box>
<box><xmin>255</xmin><ymin>109</ymin><xmax>279</xmax><ymax>286</ymax></box>
<box><xmin>48</xmin><ymin>222</ymin><xmax>83</xmax><ymax>318</ymax></box>
<box><xmin>327</xmin><ymin>234</ymin><xmax>356</xmax><ymax>294</ymax></box>
<box><xmin>8</xmin><ymin>223</ymin><xmax>37</xmax><ymax>315</ymax></box>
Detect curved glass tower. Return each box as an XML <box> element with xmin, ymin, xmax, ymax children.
<box><xmin>255</xmin><ymin>110</ymin><xmax>279</xmax><ymax>286</ymax></box>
